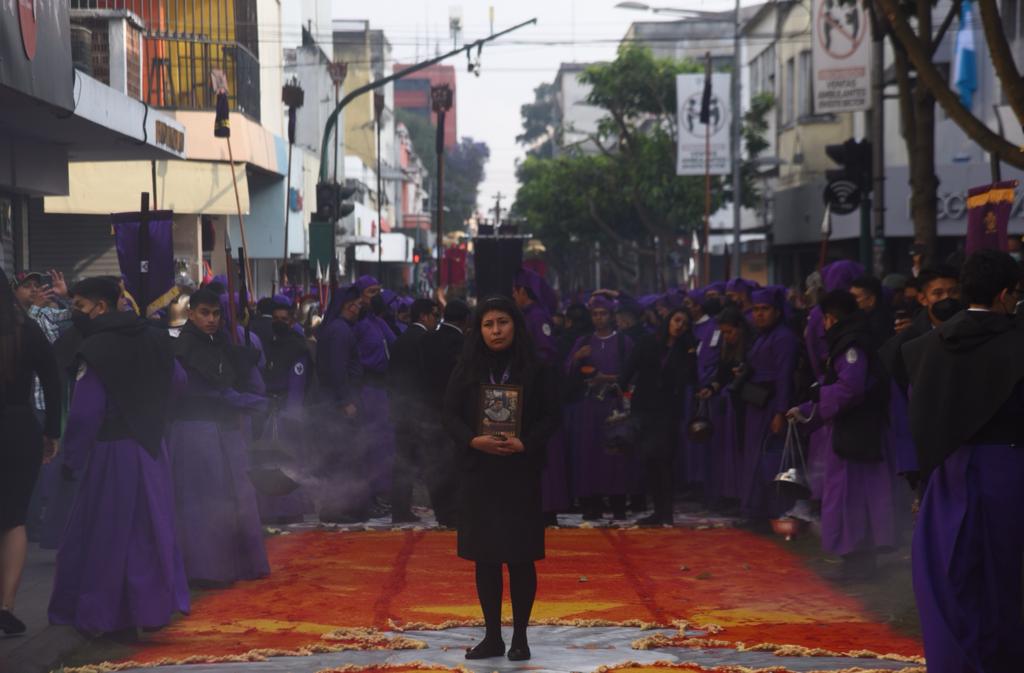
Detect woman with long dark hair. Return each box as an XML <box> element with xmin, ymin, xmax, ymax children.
<box><xmin>620</xmin><ymin>307</ymin><xmax>697</xmax><ymax>526</ymax></box>
<box><xmin>443</xmin><ymin>296</ymin><xmax>561</xmax><ymax>662</ymax></box>
<box><xmin>0</xmin><ymin>267</ymin><xmax>60</xmax><ymax>634</ymax></box>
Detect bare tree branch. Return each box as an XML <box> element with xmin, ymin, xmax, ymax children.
<box><xmin>931</xmin><ymin>0</ymin><xmax>961</xmax><ymax>55</ymax></box>
<box><xmin>977</xmin><ymin>0</ymin><xmax>1024</xmax><ymax>126</ymax></box>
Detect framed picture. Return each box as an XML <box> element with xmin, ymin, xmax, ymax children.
<box><xmin>478</xmin><ymin>383</ymin><xmax>523</xmax><ymax>439</ymax></box>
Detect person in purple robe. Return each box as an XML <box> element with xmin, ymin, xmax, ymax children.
<box><xmin>315</xmin><ymin>285</ymin><xmax>370</xmax><ymax>523</ymax></box>
<box><xmin>48</xmin><ymin>277</ymin><xmax>189</xmax><ymax>635</ymax></box>
<box><xmin>353</xmin><ymin>275</ymin><xmax>398</xmax><ymax>506</ymax></box>
<box><xmin>683</xmin><ymin>289</ymin><xmax>720</xmax><ymax>496</ymax></box>
<box><xmin>739</xmin><ymin>287</ymin><xmax>799</xmax><ymax>520</ymax></box>
<box><xmin>566</xmin><ymin>295</ymin><xmax>634</xmax><ymax>520</ymax></box>
<box><xmin>725</xmin><ymin>278</ymin><xmax>759</xmax><ymax>315</ymax></box>
<box><xmin>513</xmin><ymin>268</ymin><xmax>558</xmax><ymax>366</ymax></box>
<box><xmin>788</xmin><ymin>290</ymin><xmax>895</xmax><ymax>579</ymax></box>
<box><xmin>903</xmin><ymin>251</ymin><xmax>1024</xmax><ymax>672</ymax></box>
<box><xmin>166</xmin><ymin>288</ymin><xmax>269</xmax><ymax>586</ymax></box>
<box><xmin>254</xmin><ymin>299</ymin><xmax>314</xmax><ymax>525</ymax></box>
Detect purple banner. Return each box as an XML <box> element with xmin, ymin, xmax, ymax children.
<box><xmin>112</xmin><ymin>210</ymin><xmax>176</xmax><ymax>317</ymax></box>
<box><xmin>965</xmin><ymin>180</ymin><xmax>1017</xmax><ymax>256</ymax></box>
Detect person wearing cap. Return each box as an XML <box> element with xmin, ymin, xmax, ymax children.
<box><xmin>566</xmin><ymin>294</ymin><xmax>635</xmax><ymax>521</ymax></box>
<box><xmin>352</xmin><ymin>275</ymin><xmax>398</xmax><ymax>510</ymax></box>
<box><xmin>740</xmin><ymin>286</ymin><xmax>799</xmax><ymax>521</ymax></box>
<box><xmin>725</xmin><ymin>278</ymin><xmax>759</xmax><ymax>315</ymax></box>
<box><xmin>165</xmin><ymin>288</ymin><xmax>270</xmax><ymax>586</ymax></box>
<box><xmin>615</xmin><ymin>300</ymin><xmax>648</xmax><ymax>344</ymax></box>
<box><xmin>512</xmin><ymin>268</ymin><xmax>558</xmax><ymax>366</ymax></box>
<box><xmin>787</xmin><ymin>290</ymin><xmax>895</xmax><ymax>580</ymax></box>
<box><xmin>315</xmin><ymin>284</ymin><xmax>371</xmax><ymax>523</ymax></box>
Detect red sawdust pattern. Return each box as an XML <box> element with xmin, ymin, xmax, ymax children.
<box><xmin>113</xmin><ymin>528</ymin><xmax>920</xmax><ymax>665</ymax></box>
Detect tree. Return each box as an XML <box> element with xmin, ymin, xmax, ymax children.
<box><xmin>866</xmin><ymin>0</ymin><xmax>1024</xmax><ymax>263</ymax></box>
<box><xmin>444</xmin><ymin>138</ymin><xmax>490</xmax><ymax>233</ymax></box>
<box><xmin>517</xmin><ymin>82</ymin><xmax>560</xmax><ymax>159</ymax></box>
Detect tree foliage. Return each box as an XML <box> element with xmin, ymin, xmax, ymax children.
<box><xmin>517</xmin><ymin>82</ymin><xmax>559</xmax><ymax>159</ymax></box>
<box><xmin>444</xmin><ymin>138</ymin><xmax>490</xmax><ymax>232</ymax></box>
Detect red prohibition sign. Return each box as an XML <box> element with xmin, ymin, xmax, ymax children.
<box><xmin>816</xmin><ymin>0</ymin><xmax>865</xmax><ymax>59</ymax></box>
<box><xmin>19</xmin><ymin>0</ymin><xmax>38</xmax><ymax>61</ymax></box>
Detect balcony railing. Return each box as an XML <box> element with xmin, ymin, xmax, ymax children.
<box><xmin>70</xmin><ymin>0</ymin><xmax>261</xmax><ymax>121</ymax></box>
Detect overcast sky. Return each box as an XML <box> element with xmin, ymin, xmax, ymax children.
<box><xmin>332</xmin><ymin>0</ymin><xmax>743</xmax><ymax>213</ymax></box>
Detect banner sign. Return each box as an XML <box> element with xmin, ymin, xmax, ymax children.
<box><xmin>813</xmin><ymin>0</ymin><xmax>872</xmax><ymax>113</ymax></box>
<box><xmin>113</xmin><ymin>210</ymin><xmax>178</xmax><ymax>317</ymax></box>
<box><xmin>965</xmin><ymin>180</ymin><xmax>1017</xmax><ymax>255</ymax></box>
<box><xmin>676</xmin><ymin>73</ymin><xmax>731</xmax><ymax>176</ymax></box>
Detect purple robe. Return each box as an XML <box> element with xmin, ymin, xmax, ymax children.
<box><xmin>256</xmin><ymin>353</ymin><xmax>314</xmax><ymax>525</ymax></box>
<box><xmin>685</xmin><ymin>317</ymin><xmax>721</xmax><ymax>489</ymax></box>
<box><xmin>804</xmin><ymin>307</ymin><xmax>829</xmax><ymax>500</ymax></box>
<box><xmin>567</xmin><ymin>332</ymin><xmax>636</xmax><ymax>498</ymax></box>
<box><xmin>913</xmin><ymin>443</ymin><xmax>1024</xmax><ymax>671</ymax></box>
<box><xmin>48</xmin><ymin>366</ymin><xmax>190</xmax><ymax>633</ymax></box>
<box><xmin>523</xmin><ymin>301</ymin><xmax>566</xmax><ymax>509</ymax></box>
<box><xmin>522</xmin><ymin>302</ymin><xmax>557</xmax><ymax>366</ymax></box>
<box><xmin>354</xmin><ymin>314</ymin><xmax>396</xmax><ymax>497</ymax></box>
<box><xmin>713</xmin><ymin>392</ymin><xmax>742</xmax><ymax>499</ymax></box>
<box><xmin>797</xmin><ymin>346</ymin><xmax>896</xmax><ymax>556</ymax></box>
<box><xmin>166</xmin><ymin>363</ymin><xmax>270</xmax><ymax>584</ymax></box>
<box><xmin>741</xmin><ymin>322</ymin><xmax>799</xmax><ymax>518</ymax></box>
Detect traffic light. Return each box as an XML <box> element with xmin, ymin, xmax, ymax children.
<box><xmin>825</xmin><ymin>139</ymin><xmax>872</xmax><ymax>193</ymax></box>
<box><xmin>315</xmin><ymin>182</ymin><xmax>357</xmax><ymax>221</ymax></box>
<box><xmin>412</xmin><ymin>246</ymin><xmax>423</xmax><ymax>264</ymax></box>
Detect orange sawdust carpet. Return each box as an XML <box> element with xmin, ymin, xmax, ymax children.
<box><xmin>116</xmin><ymin>528</ymin><xmax>921</xmax><ymax>665</ymax></box>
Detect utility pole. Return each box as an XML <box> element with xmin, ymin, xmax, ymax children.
<box><xmin>432</xmin><ymin>84</ymin><xmax>454</xmax><ymax>289</ymax></box>
<box><xmin>730</xmin><ymin>0</ymin><xmax>743</xmax><ymax>279</ymax></box>
<box><xmin>492</xmin><ymin>191</ymin><xmax>506</xmax><ymax>226</ymax></box>
<box><xmin>870</xmin><ymin>1</ymin><xmax>886</xmax><ymax>276</ymax></box>
<box><xmin>375</xmin><ymin>93</ymin><xmax>385</xmax><ymax>280</ymax></box>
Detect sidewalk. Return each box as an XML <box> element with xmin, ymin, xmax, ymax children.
<box><xmin>0</xmin><ymin>544</ymin><xmax>86</xmax><ymax>673</ymax></box>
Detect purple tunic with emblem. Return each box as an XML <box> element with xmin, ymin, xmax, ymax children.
<box><xmin>567</xmin><ymin>332</ymin><xmax>635</xmax><ymax>498</ymax></box>
<box><xmin>354</xmin><ymin>313</ymin><xmax>397</xmax><ymax>497</ymax></box>
<box><xmin>740</xmin><ymin>322</ymin><xmax>799</xmax><ymax>517</ymax></box>
<box><xmin>48</xmin><ymin>366</ymin><xmax>190</xmax><ymax>633</ymax></box>
<box><xmin>166</xmin><ymin>362</ymin><xmax>270</xmax><ymax>584</ymax></box>
<box><xmin>797</xmin><ymin>345</ymin><xmax>896</xmax><ymax>556</ymax></box>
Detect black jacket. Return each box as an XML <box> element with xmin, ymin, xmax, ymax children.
<box><xmin>421</xmin><ymin>323</ymin><xmax>465</xmax><ymax>413</ymax></box>
<box><xmin>620</xmin><ymin>333</ymin><xmax>697</xmax><ymax>418</ymax></box>
<box><xmin>388</xmin><ymin>323</ymin><xmax>431</xmax><ymax>415</ymax></box>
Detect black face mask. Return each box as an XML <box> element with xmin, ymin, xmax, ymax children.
<box><xmin>272</xmin><ymin>321</ymin><xmax>291</xmax><ymax>337</ymax></box>
<box><xmin>370</xmin><ymin>294</ymin><xmax>386</xmax><ymax>315</ymax></box>
<box><xmin>71</xmin><ymin>310</ymin><xmax>92</xmax><ymax>334</ymax></box>
<box><xmin>702</xmin><ymin>298</ymin><xmax>723</xmax><ymax>317</ymax></box>
<box><xmin>722</xmin><ymin>298</ymin><xmax>739</xmax><ymax>310</ymax></box>
<box><xmin>931</xmin><ymin>297</ymin><xmax>963</xmax><ymax>323</ymax></box>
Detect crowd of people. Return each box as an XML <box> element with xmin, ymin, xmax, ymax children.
<box><xmin>1</xmin><ymin>249</ymin><xmax>1023</xmax><ymax>670</ymax></box>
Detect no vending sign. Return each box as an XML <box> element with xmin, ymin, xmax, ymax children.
<box><xmin>813</xmin><ymin>0</ymin><xmax>872</xmax><ymax>114</ymax></box>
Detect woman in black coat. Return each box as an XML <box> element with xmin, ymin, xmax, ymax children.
<box><xmin>620</xmin><ymin>307</ymin><xmax>697</xmax><ymax>526</ymax></box>
<box><xmin>0</xmin><ymin>268</ymin><xmax>61</xmax><ymax>635</ymax></box>
<box><xmin>443</xmin><ymin>296</ymin><xmax>561</xmax><ymax>662</ymax></box>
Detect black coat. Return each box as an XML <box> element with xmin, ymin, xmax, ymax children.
<box><xmin>442</xmin><ymin>360</ymin><xmax>561</xmax><ymax>563</ymax></box>
<box><xmin>620</xmin><ymin>333</ymin><xmax>697</xmax><ymax>419</ymax></box>
<box><xmin>421</xmin><ymin>323</ymin><xmax>465</xmax><ymax>413</ymax></box>
<box><xmin>388</xmin><ymin>323</ymin><xmax>431</xmax><ymax>417</ymax></box>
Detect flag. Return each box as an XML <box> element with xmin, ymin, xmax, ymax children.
<box><xmin>699</xmin><ymin>57</ymin><xmax>713</xmax><ymax>125</ymax></box>
<box><xmin>953</xmin><ymin>0</ymin><xmax>977</xmax><ymax>110</ymax></box>
<box><xmin>112</xmin><ymin>210</ymin><xmax>177</xmax><ymax>317</ymax></box>
<box><xmin>965</xmin><ymin>180</ymin><xmax>1017</xmax><ymax>255</ymax></box>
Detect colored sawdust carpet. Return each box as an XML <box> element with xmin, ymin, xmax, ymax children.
<box><xmin>92</xmin><ymin>528</ymin><xmax>921</xmax><ymax>668</ymax></box>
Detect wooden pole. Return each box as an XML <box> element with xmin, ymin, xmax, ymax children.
<box><xmin>225</xmin><ymin>135</ymin><xmax>254</xmax><ymax>302</ymax></box>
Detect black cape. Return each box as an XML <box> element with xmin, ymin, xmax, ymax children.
<box><xmin>77</xmin><ymin>311</ymin><xmax>175</xmax><ymax>458</ymax></box>
<box><xmin>878</xmin><ymin>309</ymin><xmax>932</xmax><ymax>392</ymax></box>
<box><xmin>903</xmin><ymin>310</ymin><xmax>1024</xmax><ymax>473</ymax></box>
<box><xmin>824</xmin><ymin>313</ymin><xmax>886</xmax><ymax>462</ymax></box>
<box><xmin>264</xmin><ymin>328</ymin><xmax>309</xmax><ymax>393</ymax></box>
<box><xmin>173</xmin><ymin>321</ymin><xmax>260</xmax><ymax>391</ymax></box>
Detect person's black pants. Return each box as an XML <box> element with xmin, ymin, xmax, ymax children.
<box><xmin>391</xmin><ymin>420</ymin><xmax>420</xmax><ymax>516</ymax></box>
<box><xmin>640</xmin><ymin>415</ymin><xmax>679</xmax><ymax>519</ymax></box>
<box><xmin>474</xmin><ymin>561</ymin><xmax>537</xmax><ymax>645</ymax></box>
<box><xmin>393</xmin><ymin>419</ymin><xmax>459</xmax><ymax>525</ymax></box>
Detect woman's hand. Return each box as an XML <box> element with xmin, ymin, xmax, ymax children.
<box><xmin>42</xmin><ymin>436</ymin><xmax>59</xmax><ymax>464</ymax></box>
<box><xmin>470</xmin><ymin>435</ymin><xmax>524</xmax><ymax>455</ymax></box>
<box><xmin>696</xmin><ymin>387</ymin><xmax>713</xmax><ymax>400</ymax></box>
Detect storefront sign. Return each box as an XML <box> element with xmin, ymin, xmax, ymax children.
<box><xmin>1</xmin><ymin>0</ymin><xmax>73</xmax><ymax>110</ymax></box>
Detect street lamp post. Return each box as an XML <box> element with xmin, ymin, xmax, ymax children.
<box><xmin>431</xmin><ymin>84</ymin><xmax>454</xmax><ymax>289</ymax></box>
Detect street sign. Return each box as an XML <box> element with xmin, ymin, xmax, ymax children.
<box><xmin>813</xmin><ymin>0</ymin><xmax>872</xmax><ymax>113</ymax></box>
<box><xmin>824</xmin><ymin>180</ymin><xmax>862</xmax><ymax>215</ymax></box>
<box><xmin>676</xmin><ymin>72</ymin><xmax>731</xmax><ymax>176</ymax></box>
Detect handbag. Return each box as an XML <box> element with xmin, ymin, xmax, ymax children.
<box><xmin>740</xmin><ymin>380</ymin><xmax>773</xmax><ymax>408</ymax></box>
<box><xmin>603</xmin><ymin>385</ymin><xmax>639</xmax><ymax>455</ymax></box>
<box><xmin>687</xmin><ymin>397</ymin><xmax>714</xmax><ymax>442</ymax></box>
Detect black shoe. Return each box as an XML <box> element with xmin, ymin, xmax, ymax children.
<box><xmin>543</xmin><ymin>513</ymin><xmax>558</xmax><ymax>527</ymax></box>
<box><xmin>465</xmin><ymin>637</ymin><xmax>505</xmax><ymax>659</ymax></box>
<box><xmin>507</xmin><ymin>644</ymin><xmax>531</xmax><ymax>661</ymax></box>
<box><xmin>320</xmin><ymin>510</ymin><xmax>369</xmax><ymax>525</ymax></box>
<box><xmin>392</xmin><ymin>511</ymin><xmax>421</xmax><ymax>524</ymax></box>
<box><xmin>0</xmin><ymin>609</ymin><xmax>26</xmax><ymax>636</ymax></box>
<box><xmin>612</xmin><ymin>508</ymin><xmax>628</xmax><ymax>521</ymax></box>
<box><xmin>582</xmin><ymin>510</ymin><xmax>603</xmax><ymax>521</ymax></box>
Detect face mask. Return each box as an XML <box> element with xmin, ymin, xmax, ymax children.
<box><xmin>702</xmin><ymin>298</ymin><xmax>723</xmax><ymax>317</ymax></box>
<box><xmin>722</xmin><ymin>298</ymin><xmax>739</xmax><ymax>310</ymax></box>
<box><xmin>370</xmin><ymin>294</ymin><xmax>386</xmax><ymax>314</ymax></box>
<box><xmin>272</xmin><ymin>321</ymin><xmax>291</xmax><ymax>337</ymax></box>
<box><xmin>71</xmin><ymin>310</ymin><xmax>92</xmax><ymax>334</ymax></box>
<box><xmin>931</xmin><ymin>297</ymin><xmax>963</xmax><ymax>323</ymax></box>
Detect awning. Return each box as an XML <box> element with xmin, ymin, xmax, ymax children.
<box><xmin>44</xmin><ymin>160</ymin><xmax>249</xmax><ymax>215</ymax></box>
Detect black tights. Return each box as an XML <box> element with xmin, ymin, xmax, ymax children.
<box><xmin>474</xmin><ymin>561</ymin><xmax>536</xmax><ymax>645</ymax></box>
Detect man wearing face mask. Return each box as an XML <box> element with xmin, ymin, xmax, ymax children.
<box><xmin>879</xmin><ymin>265</ymin><xmax>961</xmax><ymax>486</ymax></box>
<box><xmin>48</xmin><ymin>277</ymin><xmax>189</xmax><ymax>635</ymax></box>
<box><xmin>903</xmin><ymin>250</ymin><xmax>1024</xmax><ymax>673</ymax></box>
<box><xmin>787</xmin><ymin>290</ymin><xmax>895</xmax><ymax>580</ymax></box>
